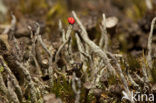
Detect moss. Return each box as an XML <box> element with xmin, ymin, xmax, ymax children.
<box><xmin>127</xmin><ymin>55</ymin><xmax>141</xmax><ymax>71</ymax></box>
<box><xmin>151</xmin><ymin>65</ymin><xmax>156</xmax><ymax>83</ymax></box>
<box><xmin>51</xmin><ymin>77</ymin><xmax>75</xmax><ymax>103</ymax></box>
<box><xmin>0</xmin><ymin>66</ymin><xmax>4</xmax><ymax>73</ymax></box>
<box><xmin>19</xmin><ymin>0</ymin><xmax>47</xmax><ymax>14</ymax></box>
<box><xmin>126</xmin><ymin>0</ymin><xmax>146</xmax><ymax>21</ymax></box>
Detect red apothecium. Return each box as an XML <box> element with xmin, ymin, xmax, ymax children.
<box><xmin>68</xmin><ymin>17</ymin><xmax>75</xmax><ymax>24</ymax></box>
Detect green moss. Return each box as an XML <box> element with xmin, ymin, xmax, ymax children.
<box><xmin>19</xmin><ymin>0</ymin><xmax>47</xmax><ymax>14</ymax></box>
<box><xmin>126</xmin><ymin>0</ymin><xmax>146</xmax><ymax>21</ymax></box>
<box><xmin>151</xmin><ymin>64</ymin><xmax>156</xmax><ymax>83</ymax></box>
<box><xmin>46</xmin><ymin>0</ymin><xmax>68</xmax><ymax>22</ymax></box>
<box><xmin>0</xmin><ymin>66</ymin><xmax>4</xmax><ymax>73</ymax></box>
<box><xmin>127</xmin><ymin>55</ymin><xmax>141</xmax><ymax>71</ymax></box>
<box><xmin>51</xmin><ymin>77</ymin><xmax>75</xmax><ymax>103</ymax></box>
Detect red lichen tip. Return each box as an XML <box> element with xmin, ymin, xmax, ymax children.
<box><xmin>68</xmin><ymin>17</ymin><xmax>75</xmax><ymax>25</ymax></box>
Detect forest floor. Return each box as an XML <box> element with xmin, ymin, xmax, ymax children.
<box><xmin>0</xmin><ymin>0</ymin><xmax>156</xmax><ymax>103</ymax></box>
